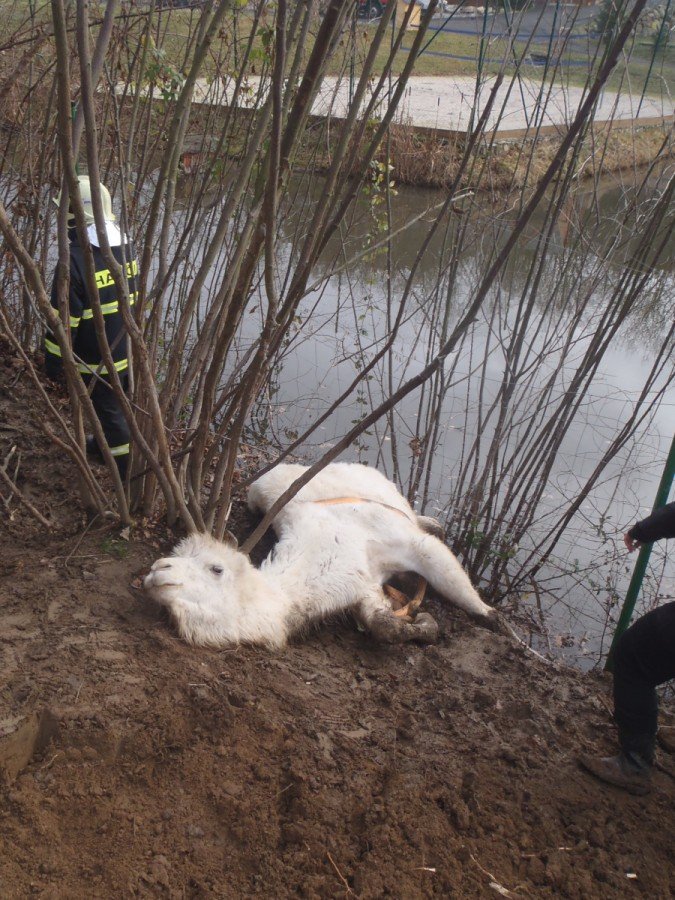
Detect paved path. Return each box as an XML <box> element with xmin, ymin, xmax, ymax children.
<box><xmin>352</xmin><ymin>75</ymin><xmax>674</xmax><ymax>132</ymax></box>
<box><xmin>194</xmin><ymin>74</ymin><xmax>674</xmax><ymax>135</ymax></box>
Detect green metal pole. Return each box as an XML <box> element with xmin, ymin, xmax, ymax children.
<box><xmin>605</xmin><ymin>432</ymin><xmax>675</xmax><ymax>671</ymax></box>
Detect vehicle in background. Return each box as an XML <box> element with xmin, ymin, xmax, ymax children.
<box><xmin>416</xmin><ymin>0</ymin><xmax>465</xmax><ymax>11</ymax></box>
<box><xmin>357</xmin><ymin>0</ymin><xmax>388</xmax><ymax>18</ymax></box>
<box><xmin>357</xmin><ymin>0</ymin><xmax>458</xmax><ymax>19</ymax></box>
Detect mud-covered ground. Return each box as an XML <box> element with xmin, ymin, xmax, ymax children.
<box><xmin>1</xmin><ymin>345</ymin><xmax>674</xmax><ymax>898</ymax></box>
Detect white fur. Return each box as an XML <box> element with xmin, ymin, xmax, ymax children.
<box><xmin>144</xmin><ymin>462</ymin><xmax>501</xmax><ymax>649</ymax></box>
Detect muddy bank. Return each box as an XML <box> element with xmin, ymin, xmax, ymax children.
<box><xmin>1</xmin><ymin>344</ymin><xmax>674</xmax><ymax>898</ymax></box>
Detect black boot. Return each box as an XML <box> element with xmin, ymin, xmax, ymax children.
<box><xmin>116</xmin><ymin>455</ymin><xmax>128</xmax><ymax>480</ymax></box>
<box><xmin>85</xmin><ymin>436</ymin><xmax>104</xmax><ymax>463</ymax></box>
<box><xmin>619</xmin><ymin>729</ymin><xmax>656</xmax><ymax>769</ymax></box>
<box><xmin>578</xmin><ymin>752</ymin><xmax>651</xmax><ymax>795</ymax></box>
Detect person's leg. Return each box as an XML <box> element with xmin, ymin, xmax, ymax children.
<box><xmin>89</xmin><ymin>374</ymin><xmax>130</xmax><ymax>478</ymax></box>
<box><xmin>579</xmin><ymin>601</ymin><xmax>675</xmax><ymax>793</ymax></box>
<box><xmin>613</xmin><ymin>600</ymin><xmax>675</xmax><ymax>766</ymax></box>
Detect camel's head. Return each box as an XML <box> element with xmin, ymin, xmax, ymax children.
<box><xmin>143</xmin><ymin>532</ymin><xmax>251</xmax><ymax>646</ymax></box>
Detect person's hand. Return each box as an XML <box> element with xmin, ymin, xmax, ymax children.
<box><xmin>624</xmin><ymin>532</ymin><xmax>641</xmax><ymax>553</ymax></box>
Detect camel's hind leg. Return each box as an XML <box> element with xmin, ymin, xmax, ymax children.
<box><xmin>407</xmin><ymin>534</ymin><xmax>508</xmax><ymax>634</ymax></box>
<box><xmin>356</xmin><ymin>588</ymin><xmax>439</xmax><ymax>645</ymax></box>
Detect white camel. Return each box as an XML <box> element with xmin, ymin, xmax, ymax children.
<box><xmin>144</xmin><ymin>462</ymin><xmax>505</xmax><ymax>649</ymax></box>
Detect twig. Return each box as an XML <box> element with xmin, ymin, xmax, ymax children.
<box><xmin>0</xmin><ymin>445</ymin><xmax>16</xmax><ymax>513</ymax></box>
<box><xmin>63</xmin><ymin>514</ymin><xmax>102</xmax><ymax>567</ymax></box>
<box><xmin>597</xmin><ymin>694</ymin><xmax>614</xmax><ymax>717</ymax></box>
<box><xmin>1</xmin><ymin>444</ymin><xmax>16</xmax><ymax>473</ymax></box>
<box><xmin>326</xmin><ymin>851</ymin><xmax>357</xmax><ymax>897</ymax></box>
<box><xmin>470</xmin><ymin>852</ymin><xmax>524</xmax><ymax>898</ymax></box>
<box><xmin>40</xmin><ymin>752</ymin><xmax>62</xmax><ymax>770</ymax></box>
<box><xmin>502</xmin><ymin>620</ymin><xmax>558</xmax><ymax>667</ymax></box>
<box><xmin>0</xmin><ymin>457</ymin><xmax>51</xmax><ymax>528</ymax></box>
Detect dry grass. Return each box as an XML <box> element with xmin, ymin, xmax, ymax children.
<box><xmin>360</xmin><ymin>119</ymin><xmax>675</xmax><ymax>192</ymax></box>
<box><xmin>482</xmin><ymin>122</ymin><xmax>674</xmax><ymax>192</ymax></box>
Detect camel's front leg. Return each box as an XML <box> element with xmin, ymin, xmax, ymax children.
<box><xmin>356</xmin><ymin>588</ymin><xmax>439</xmax><ymax>645</ymax></box>
<box><xmin>384</xmin><ymin>577</ymin><xmax>427</xmax><ymax>620</ymax></box>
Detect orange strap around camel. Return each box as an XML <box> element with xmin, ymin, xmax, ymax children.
<box><xmin>309</xmin><ymin>495</ymin><xmax>416</xmax><ymax>523</ymax></box>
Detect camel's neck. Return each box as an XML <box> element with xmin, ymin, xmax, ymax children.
<box><xmin>236</xmin><ymin>564</ymin><xmax>300</xmax><ymax>647</ymax></box>
<box><xmin>258</xmin><ymin>541</ymin><xmax>346</xmax><ymax>636</ymax></box>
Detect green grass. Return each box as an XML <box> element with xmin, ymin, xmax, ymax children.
<box><xmin>339</xmin><ymin>21</ymin><xmax>675</xmax><ymax>95</ymax></box>
<box><xmin>177</xmin><ymin>10</ymin><xmax>674</xmax><ymax>98</ymax></box>
<box><xmin>101</xmin><ymin>537</ymin><xmax>130</xmax><ymax>560</ymax></box>
<box><xmin>2</xmin><ymin>3</ymin><xmax>673</xmax><ymax>100</ymax></box>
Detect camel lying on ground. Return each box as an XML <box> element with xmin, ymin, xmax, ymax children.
<box><xmin>144</xmin><ymin>462</ymin><xmax>506</xmax><ymax>649</ymax></box>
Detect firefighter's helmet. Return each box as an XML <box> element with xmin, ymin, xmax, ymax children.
<box><xmin>53</xmin><ymin>175</ymin><xmax>116</xmax><ymax>226</ymax></box>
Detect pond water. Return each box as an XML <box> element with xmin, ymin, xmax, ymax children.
<box><xmin>233</xmin><ymin>168</ymin><xmax>675</xmax><ymax>668</ymax></box>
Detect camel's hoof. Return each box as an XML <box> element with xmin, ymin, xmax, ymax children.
<box><xmin>413</xmin><ymin>612</ymin><xmax>439</xmax><ymax>644</ymax></box>
<box><xmin>478</xmin><ymin>609</ymin><xmax>511</xmax><ymax>637</ymax></box>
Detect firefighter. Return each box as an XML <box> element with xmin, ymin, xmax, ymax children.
<box><xmin>45</xmin><ymin>175</ymin><xmax>138</xmax><ymax>479</ymax></box>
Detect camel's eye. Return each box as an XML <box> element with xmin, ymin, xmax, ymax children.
<box><xmin>210</xmin><ymin>565</ymin><xmax>224</xmax><ymax>576</ymax></box>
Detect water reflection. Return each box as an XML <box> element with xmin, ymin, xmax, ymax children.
<box><xmin>244</xmin><ymin>169</ymin><xmax>674</xmax><ymax>668</ymax></box>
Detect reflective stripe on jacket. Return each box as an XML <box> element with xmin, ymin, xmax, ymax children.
<box><xmin>45</xmin><ymin>241</ymin><xmax>138</xmax><ymax>377</ymax></box>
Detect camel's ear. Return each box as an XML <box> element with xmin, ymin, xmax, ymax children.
<box><xmin>222</xmin><ymin>529</ymin><xmax>238</xmax><ymax>549</ymax></box>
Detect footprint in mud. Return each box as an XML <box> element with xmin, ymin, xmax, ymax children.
<box><xmin>277</xmin><ymin>764</ymin><xmax>309</xmax><ymax>848</ymax></box>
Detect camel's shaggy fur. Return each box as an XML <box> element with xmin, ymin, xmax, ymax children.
<box><xmin>144</xmin><ymin>462</ymin><xmax>504</xmax><ymax>649</ymax></box>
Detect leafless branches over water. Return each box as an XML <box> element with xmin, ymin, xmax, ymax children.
<box><xmin>0</xmin><ymin>0</ymin><xmax>672</xmax><ymax>661</ymax></box>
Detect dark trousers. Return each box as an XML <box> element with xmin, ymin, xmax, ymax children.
<box><xmin>87</xmin><ymin>373</ymin><xmax>130</xmax><ymax>478</ymax></box>
<box><xmin>613</xmin><ymin>601</ymin><xmax>675</xmax><ymax>764</ymax></box>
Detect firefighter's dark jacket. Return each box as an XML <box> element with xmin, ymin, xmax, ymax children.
<box><xmin>45</xmin><ymin>235</ymin><xmax>138</xmax><ymax>380</ymax></box>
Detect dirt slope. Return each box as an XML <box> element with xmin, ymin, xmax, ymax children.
<box><xmin>1</xmin><ymin>345</ymin><xmax>673</xmax><ymax>899</ymax></box>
